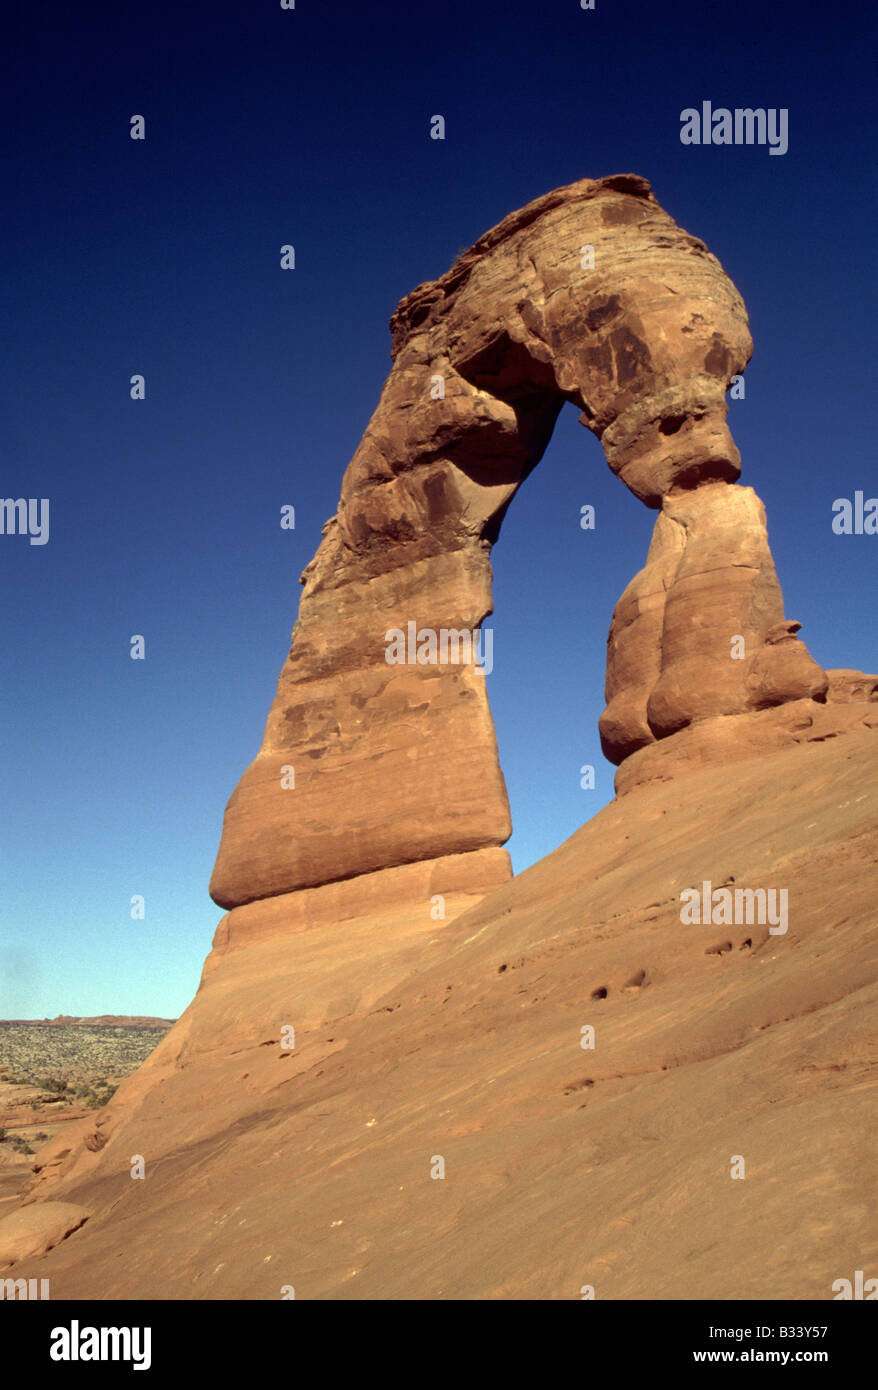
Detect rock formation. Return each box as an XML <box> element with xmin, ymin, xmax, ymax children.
<box><xmin>6</xmin><ymin>730</ymin><xmax>878</xmax><ymax>1297</ymax></box>
<box><xmin>4</xmin><ymin>176</ymin><xmax>876</xmax><ymax>1298</ymax></box>
<box><xmin>209</xmin><ymin>172</ymin><xmax>843</xmax><ymax>918</ymax></box>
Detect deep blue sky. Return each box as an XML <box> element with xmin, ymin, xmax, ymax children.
<box><xmin>2</xmin><ymin>0</ymin><xmax>875</xmax><ymax>1018</ymax></box>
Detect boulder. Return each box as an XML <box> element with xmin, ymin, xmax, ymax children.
<box><xmin>0</xmin><ymin>1201</ymin><xmax>89</xmax><ymax>1269</ymax></box>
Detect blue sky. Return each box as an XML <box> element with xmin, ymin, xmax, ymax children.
<box><xmin>2</xmin><ymin>0</ymin><xmax>875</xmax><ymax>1018</ymax></box>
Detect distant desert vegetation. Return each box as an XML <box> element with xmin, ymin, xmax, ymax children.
<box><xmin>0</xmin><ymin>1020</ymin><xmax>173</xmax><ymax>1180</ymax></box>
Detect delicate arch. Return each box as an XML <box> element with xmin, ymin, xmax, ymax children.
<box><xmin>209</xmin><ymin>174</ymin><xmax>826</xmax><ymax>910</ymax></box>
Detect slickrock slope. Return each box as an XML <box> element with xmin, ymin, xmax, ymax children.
<box><xmin>6</xmin><ymin>732</ymin><xmax>877</xmax><ymax>1297</ymax></box>
<box><xmin>4</xmin><ymin>177</ymin><xmax>875</xmax><ymax>1298</ymax></box>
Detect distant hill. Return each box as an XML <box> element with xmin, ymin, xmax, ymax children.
<box><xmin>1</xmin><ymin>1016</ymin><xmax>175</xmax><ymax>1029</ymax></box>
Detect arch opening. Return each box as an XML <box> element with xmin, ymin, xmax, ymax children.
<box><xmin>485</xmin><ymin>401</ymin><xmax>653</xmax><ymax>872</ymax></box>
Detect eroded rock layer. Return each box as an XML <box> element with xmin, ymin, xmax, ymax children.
<box><xmin>211</xmin><ymin>173</ymin><xmax>835</xmax><ymax>912</ymax></box>
<box><xmin>600</xmin><ymin>484</ymin><xmax>829</xmax><ymax>765</ymax></box>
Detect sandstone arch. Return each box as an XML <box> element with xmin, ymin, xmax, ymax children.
<box><xmin>18</xmin><ymin>178</ymin><xmax>878</xmax><ymax>1272</ymax></box>
<box><xmin>209</xmin><ymin>173</ymin><xmax>828</xmax><ymax>915</ymax></box>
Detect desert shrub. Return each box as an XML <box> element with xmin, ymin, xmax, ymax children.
<box><xmin>82</xmin><ymin>1081</ymin><xmax>118</xmax><ymax>1109</ymax></box>
<box><xmin>37</xmin><ymin>1076</ymin><xmax>68</xmax><ymax>1093</ymax></box>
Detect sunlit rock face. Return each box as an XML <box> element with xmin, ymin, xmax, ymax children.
<box><xmin>209</xmin><ymin>173</ymin><xmax>829</xmax><ymax>910</ymax></box>
<box><xmin>16</xmin><ymin>181</ymin><xmax>878</xmax><ymax>1302</ymax></box>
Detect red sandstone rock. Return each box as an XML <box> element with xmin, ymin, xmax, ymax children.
<box><xmin>210</xmin><ymin>175</ymin><xmax>830</xmax><ymax>911</ymax></box>
<box><xmin>0</xmin><ymin>1201</ymin><xmax>89</xmax><ymax>1269</ymax></box>
<box><xmin>614</xmin><ymin>695</ymin><xmax>878</xmax><ymax>795</ymax></box>
<box><xmin>6</xmin><ymin>179</ymin><xmax>875</xmax><ymax>1303</ymax></box>
<box><xmin>599</xmin><ymin>482</ymin><xmax>825</xmax><ymax>760</ymax></box>
<box><xmin>826</xmin><ymin>669</ymin><xmax>878</xmax><ymax>703</ymax></box>
<box><xmin>11</xmin><ymin>733</ymin><xmax>878</xmax><ymax>1298</ymax></box>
